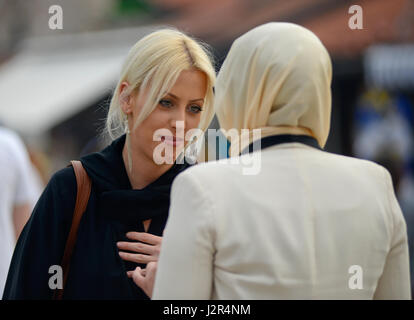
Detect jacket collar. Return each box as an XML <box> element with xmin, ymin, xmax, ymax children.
<box><xmin>240</xmin><ymin>134</ymin><xmax>322</xmax><ymax>155</ymax></box>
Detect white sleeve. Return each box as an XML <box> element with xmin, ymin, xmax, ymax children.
<box><xmin>374</xmin><ymin>168</ymin><xmax>412</xmax><ymax>299</ymax></box>
<box><xmin>152</xmin><ymin>169</ymin><xmax>215</xmax><ymax>300</ymax></box>
<box><xmin>10</xmin><ymin>134</ymin><xmax>40</xmax><ymax>206</ymax></box>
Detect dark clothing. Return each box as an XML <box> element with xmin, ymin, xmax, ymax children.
<box><xmin>3</xmin><ymin>134</ymin><xmax>192</xmax><ymax>299</ymax></box>
<box><xmin>241</xmin><ymin>134</ymin><xmax>321</xmax><ymax>154</ymax></box>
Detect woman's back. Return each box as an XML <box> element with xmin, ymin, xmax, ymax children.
<box><xmin>153</xmin><ymin>138</ymin><xmax>411</xmax><ymax>299</ymax></box>
<box><xmin>212</xmin><ymin>144</ymin><xmax>408</xmax><ymax>299</ymax></box>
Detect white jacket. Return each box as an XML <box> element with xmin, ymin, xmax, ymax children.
<box><xmin>153</xmin><ymin>142</ymin><xmax>411</xmax><ymax>299</ymax></box>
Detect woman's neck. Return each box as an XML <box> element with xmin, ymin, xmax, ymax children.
<box><xmin>122</xmin><ymin>143</ymin><xmax>173</xmax><ymax>190</ymax></box>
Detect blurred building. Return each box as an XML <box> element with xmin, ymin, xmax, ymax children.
<box><xmin>0</xmin><ymin>0</ymin><xmax>159</xmax><ymax>173</ymax></box>
<box><xmin>0</xmin><ymin>0</ymin><xmax>413</xmax><ymax>173</ymax></box>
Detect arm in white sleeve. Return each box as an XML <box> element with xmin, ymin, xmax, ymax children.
<box><xmin>152</xmin><ymin>169</ymin><xmax>215</xmax><ymax>299</ymax></box>
<box><xmin>9</xmin><ymin>133</ymin><xmax>40</xmax><ymax>239</ymax></box>
<box><xmin>374</xmin><ymin>168</ymin><xmax>411</xmax><ymax>299</ymax></box>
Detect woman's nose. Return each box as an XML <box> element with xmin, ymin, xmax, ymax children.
<box><xmin>170</xmin><ymin>106</ymin><xmax>186</xmax><ymax>130</ymax></box>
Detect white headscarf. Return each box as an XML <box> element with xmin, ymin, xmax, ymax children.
<box><xmin>215</xmin><ymin>23</ymin><xmax>332</xmax><ymax>155</ymax></box>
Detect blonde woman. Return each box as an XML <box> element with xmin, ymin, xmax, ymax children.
<box><xmin>3</xmin><ymin>28</ymin><xmax>215</xmax><ymax>300</ymax></box>
<box><xmin>133</xmin><ymin>23</ymin><xmax>411</xmax><ymax>299</ymax></box>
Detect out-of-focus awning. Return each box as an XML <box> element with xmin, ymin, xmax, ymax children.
<box><xmin>0</xmin><ymin>26</ymin><xmax>157</xmax><ymax>136</ymax></box>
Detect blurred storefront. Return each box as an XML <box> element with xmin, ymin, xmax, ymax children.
<box><xmin>0</xmin><ymin>26</ymin><xmax>157</xmax><ymax>174</ymax></box>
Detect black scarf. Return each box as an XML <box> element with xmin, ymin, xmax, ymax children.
<box><xmin>80</xmin><ymin>134</ymin><xmax>192</xmax><ymax>270</ymax></box>
<box><xmin>81</xmin><ymin>133</ymin><xmax>192</xmax><ymax>222</ymax></box>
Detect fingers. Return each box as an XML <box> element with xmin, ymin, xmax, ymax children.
<box><xmin>128</xmin><ymin>266</ymin><xmax>153</xmax><ymax>298</ymax></box>
<box><xmin>142</xmin><ymin>262</ymin><xmax>157</xmax><ymax>298</ymax></box>
<box><xmin>146</xmin><ymin>262</ymin><xmax>158</xmax><ymax>279</ymax></box>
<box><xmin>117</xmin><ymin>232</ymin><xmax>162</xmax><ymax>264</ymax></box>
<box><xmin>118</xmin><ymin>252</ymin><xmax>158</xmax><ymax>264</ymax></box>
<box><xmin>127</xmin><ymin>269</ymin><xmax>146</xmax><ymax>278</ymax></box>
<box><xmin>117</xmin><ymin>241</ymin><xmax>155</xmax><ymax>255</ymax></box>
<box><xmin>126</xmin><ymin>232</ymin><xmax>162</xmax><ymax>245</ymax></box>
<box><xmin>130</xmin><ymin>267</ymin><xmax>145</xmax><ymax>288</ymax></box>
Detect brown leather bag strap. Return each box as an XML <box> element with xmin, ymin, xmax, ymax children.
<box><xmin>53</xmin><ymin>160</ymin><xmax>92</xmax><ymax>300</ymax></box>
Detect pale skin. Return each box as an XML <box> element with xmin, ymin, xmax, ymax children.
<box><xmin>128</xmin><ymin>261</ymin><xmax>157</xmax><ymax>298</ymax></box>
<box><xmin>116</xmin><ymin>69</ymin><xmax>207</xmax><ymax>297</ymax></box>
<box><xmin>13</xmin><ymin>203</ymin><xmax>32</xmax><ymax>241</ymax></box>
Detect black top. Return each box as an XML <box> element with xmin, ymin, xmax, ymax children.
<box><xmin>3</xmin><ymin>134</ymin><xmax>192</xmax><ymax>300</ymax></box>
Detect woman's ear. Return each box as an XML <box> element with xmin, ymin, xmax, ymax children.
<box><xmin>119</xmin><ymin>81</ymin><xmax>133</xmax><ymax>114</ymax></box>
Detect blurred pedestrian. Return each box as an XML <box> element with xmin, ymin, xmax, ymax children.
<box><xmin>0</xmin><ymin>126</ymin><xmax>41</xmax><ymax>297</ymax></box>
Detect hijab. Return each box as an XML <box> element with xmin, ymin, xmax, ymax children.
<box><xmin>214</xmin><ymin>22</ymin><xmax>332</xmax><ymax>155</ymax></box>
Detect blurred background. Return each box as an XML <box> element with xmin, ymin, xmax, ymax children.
<box><xmin>0</xmin><ymin>0</ymin><xmax>413</xmax><ymax>295</ymax></box>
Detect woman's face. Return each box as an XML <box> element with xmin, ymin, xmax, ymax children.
<box><xmin>121</xmin><ymin>69</ymin><xmax>207</xmax><ymax>164</ymax></box>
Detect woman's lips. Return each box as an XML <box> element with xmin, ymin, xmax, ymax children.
<box><xmin>160</xmin><ymin>136</ymin><xmax>184</xmax><ymax>146</ymax></box>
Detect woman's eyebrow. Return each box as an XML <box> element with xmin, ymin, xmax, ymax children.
<box><xmin>166</xmin><ymin>92</ymin><xmax>204</xmax><ymax>102</ymax></box>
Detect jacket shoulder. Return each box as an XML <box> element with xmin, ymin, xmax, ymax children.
<box><xmin>177</xmin><ymin>158</ymin><xmax>239</xmax><ymax>181</ymax></box>
<box><xmin>38</xmin><ymin>166</ymin><xmax>78</xmax><ymax>224</ymax></box>
<box><xmin>320</xmin><ymin>151</ymin><xmax>390</xmax><ymax>179</ymax></box>
<box><xmin>49</xmin><ymin>166</ymin><xmax>77</xmax><ymax>194</ymax></box>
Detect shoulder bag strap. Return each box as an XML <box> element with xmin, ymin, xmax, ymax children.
<box><xmin>53</xmin><ymin>160</ymin><xmax>92</xmax><ymax>300</ymax></box>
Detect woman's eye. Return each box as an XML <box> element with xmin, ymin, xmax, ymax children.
<box><xmin>188</xmin><ymin>105</ymin><xmax>202</xmax><ymax>114</ymax></box>
<box><xmin>159</xmin><ymin>99</ymin><xmax>173</xmax><ymax>108</ymax></box>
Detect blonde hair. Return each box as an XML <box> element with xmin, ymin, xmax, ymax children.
<box><xmin>105</xmin><ymin>28</ymin><xmax>216</xmax><ymax>145</ymax></box>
